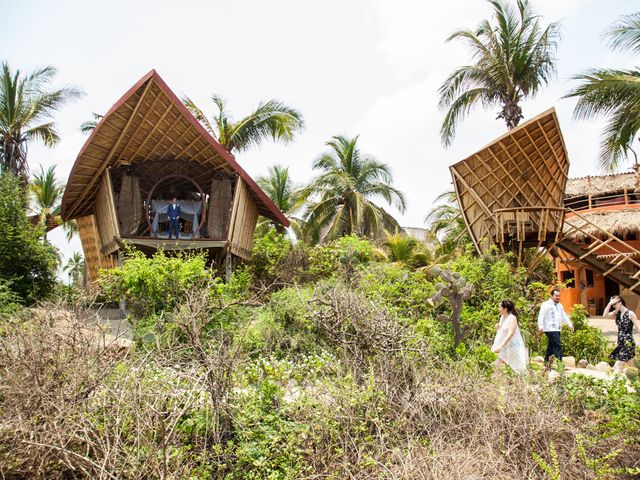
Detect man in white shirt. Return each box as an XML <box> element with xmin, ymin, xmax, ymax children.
<box><xmin>538</xmin><ymin>288</ymin><xmax>574</xmax><ymax>364</ymax></box>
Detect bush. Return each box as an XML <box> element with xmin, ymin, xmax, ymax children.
<box><xmin>249</xmin><ymin>229</ymin><xmax>292</xmax><ymax>285</ymax></box>
<box><xmin>99</xmin><ymin>249</ymin><xmax>211</xmax><ymax>320</ymax></box>
<box><xmin>308</xmin><ymin>235</ymin><xmax>377</xmax><ymax>279</ymax></box>
<box><xmin>560</xmin><ymin>305</ymin><xmax>610</xmax><ymax>364</ymax></box>
<box><xmin>0</xmin><ymin>173</ymin><xmax>57</xmax><ymax>304</ymax></box>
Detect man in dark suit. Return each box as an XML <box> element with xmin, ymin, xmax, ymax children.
<box><xmin>167</xmin><ymin>197</ymin><xmax>181</xmax><ymax>239</ymax></box>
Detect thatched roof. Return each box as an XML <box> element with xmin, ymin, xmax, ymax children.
<box><xmin>563</xmin><ymin>209</ymin><xmax>640</xmax><ymax>239</ymax></box>
<box><xmin>61</xmin><ymin>70</ymin><xmax>288</xmax><ymax>227</ymax></box>
<box><xmin>451</xmin><ymin>108</ymin><xmax>569</xmax><ymax>253</ymax></box>
<box><xmin>565</xmin><ymin>172</ymin><xmax>640</xmax><ymax>199</ymax></box>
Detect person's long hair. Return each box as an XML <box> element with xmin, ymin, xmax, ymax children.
<box><xmin>500</xmin><ymin>299</ymin><xmax>519</xmax><ymax>321</ymax></box>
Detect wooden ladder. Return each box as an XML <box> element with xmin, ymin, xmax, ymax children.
<box><xmin>557</xmin><ymin>208</ymin><xmax>640</xmax><ymax>295</ymax></box>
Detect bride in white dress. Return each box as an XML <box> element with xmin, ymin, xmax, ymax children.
<box><xmin>491</xmin><ymin>300</ymin><xmax>528</xmax><ymax>374</ymax></box>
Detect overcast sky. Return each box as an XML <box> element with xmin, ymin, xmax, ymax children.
<box><xmin>3</xmin><ymin>0</ymin><xmax>638</xmax><ymax>276</ymax></box>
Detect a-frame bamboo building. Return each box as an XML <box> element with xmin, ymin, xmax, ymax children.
<box><xmin>451</xmin><ymin>108</ymin><xmax>640</xmax><ymax>312</ymax></box>
<box><xmin>61</xmin><ymin>70</ymin><xmax>289</xmax><ymax>282</ymax></box>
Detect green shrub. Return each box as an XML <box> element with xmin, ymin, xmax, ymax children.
<box><xmin>249</xmin><ymin>229</ymin><xmax>292</xmax><ymax>284</ymax></box>
<box><xmin>559</xmin><ymin>305</ymin><xmax>610</xmax><ymax>364</ymax></box>
<box><xmin>99</xmin><ymin>249</ymin><xmax>211</xmax><ymax>319</ymax></box>
<box><xmin>358</xmin><ymin>262</ymin><xmax>434</xmax><ymax>320</ymax></box>
<box><xmin>308</xmin><ymin>235</ymin><xmax>376</xmax><ymax>279</ymax></box>
<box><xmin>0</xmin><ymin>173</ymin><xmax>57</xmax><ymax>304</ymax></box>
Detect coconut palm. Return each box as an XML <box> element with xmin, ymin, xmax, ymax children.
<box><xmin>182</xmin><ymin>95</ymin><xmax>304</xmax><ymax>153</ymax></box>
<box><xmin>80</xmin><ymin>112</ymin><xmax>103</xmax><ymax>134</ymax></box>
<box><xmin>438</xmin><ymin>0</ymin><xmax>560</xmax><ymax>146</ymax></box>
<box><xmin>564</xmin><ymin>12</ymin><xmax>640</xmax><ymax>172</ymax></box>
<box><xmin>30</xmin><ymin>165</ymin><xmax>64</xmax><ymax>218</ymax></box>
<box><xmin>256</xmin><ymin>164</ymin><xmax>307</xmax><ymax>234</ymax></box>
<box><xmin>424</xmin><ymin>191</ymin><xmax>471</xmax><ymax>256</ymax></box>
<box><xmin>30</xmin><ymin>165</ymin><xmax>65</xmax><ymax>240</ymax></box>
<box><xmin>0</xmin><ymin>62</ymin><xmax>82</xmax><ymax>183</ymax></box>
<box><xmin>64</xmin><ymin>251</ymin><xmax>85</xmax><ymax>286</ymax></box>
<box><xmin>303</xmin><ymin>135</ymin><xmax>406</xmax><ymax>243</ymax></box>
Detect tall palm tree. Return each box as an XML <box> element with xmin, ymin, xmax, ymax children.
<box><xmin>438</xmin><ymin>0</ymin><xmax>560</xmax><ymax>146</ymax></box>
<box><xmin>256</xmin><ymin>164</ymin><xmax>307</xmax><ymax>234</ymax></box>
<box><xmin>30</xmin><ymin>165</ymin><xmax>65</xmax><ymax>240</ymax></box>
<box><xmin>424</xmin><ymin>191</ymin><xmax>471</xmax><ymax>256</ymax></box>
<box><xmin>303</xmin><ymin>135</ymin><xmax>406</xmax><ymax>243</ymax></box>
<box><xmin>182</xmin><ymin>95</ymin><xmax>304</xmax><ymax>153</ymax></box>
<box><xmin>564</xmin><ymin>12</ymin><xmax>640</xmax><ymax>172</ymax></box>
<box><xmin>30</xmin><ymin>165</ymin><xmax>64</xmax><ymax>219</ymax></box>
<box><xmin>0</xmin><ymin>62</ymin><xmax>82</xmax><ymax>183</ymax></box>
<box><xmin>64</xmin><ymin>251</ymin><xmax>85</xmax><ymax>286</ymax></box>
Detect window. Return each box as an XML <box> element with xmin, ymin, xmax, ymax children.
<box><xmin>561</xmin><ymin>270</ymin><xmax>575</xmax><ymax>287</ymax></box>
<box><xmin>585</xmin><ymin>269</ymin><xmax>594</xmax><ymax>288</ymax></box>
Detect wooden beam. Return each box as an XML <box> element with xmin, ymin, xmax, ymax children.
<box><xmin>66</xmin><ymin>79</ymin><xmax>154</xmax><ymax>219</ymax></box>
<box><xmin>114</xmin><ymin>87</ymin><xmax>165</xmax><ymax>164</ymax></box>
<box><xmin>116</xmin><ymin>101</ymin><xmax>174</xmax><ymax>166</ymax></box>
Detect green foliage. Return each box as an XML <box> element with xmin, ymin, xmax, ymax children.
<box><xmin>100</xmin><ymin>249</ymin><xmax>211</xmax><ymax>319</ymax></box>
<box><xmin>561</xmin><ymin>305</ymin><xmax>610</xmax><ymax>364</ymax></box>
<box><xmin>0</xmin><ymin>278</ymin><xmax>22</xmax><ymax>320</ymax></box>
<box><xmin>308</xmin><ymin>235</ymin><xmax>376</xmax><ymax>279</ymax></box>
<box><xmin>241</xmin><ymin>287</ymin><xmax>319</xmax><ymax>356</ymax></box>
<box><xmin>358</xmin><ymin>262</ymin><xmax>434</xmax><ymax>320</ymax></box>
<box><xmin>249</xmin><ymin>229</ymin><xmax>291</xmax><ymax>284</ymax></box>
<box><xmin>0</xmin><ymin>173</ymin><xmax>58</xmax><ymax>304</ymax></box>
<box><xmin>532</xmin><ymin>442</ymin><xmax>561</xmax><ymax>480</ymax></box>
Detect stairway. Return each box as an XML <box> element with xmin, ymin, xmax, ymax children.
<box><xmin>557</xmin><ymin>208</ymin><xmax>640</xmax><ymax>295</ymax></box>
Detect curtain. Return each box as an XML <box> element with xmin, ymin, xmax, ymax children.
<box><xmin>151</xmin><ymin>200</ymin><xmax>201</xmax><ymax>239</ymax></box>
<box><xmin>118</xmin><ymin>174</ymin><xmax>142</xmax><ymax>236</ymax></box>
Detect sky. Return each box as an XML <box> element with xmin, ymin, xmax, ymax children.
<box><xmin>2</xmin><ymin>0</ymin><xmax>638</xmax><ymax>278</ymax></box>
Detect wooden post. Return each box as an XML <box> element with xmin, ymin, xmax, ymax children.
<box><xmin>624</xmin><ymin>186</ymin><xmax>629</xmax><ymax>206</ymax></box>
<box><xmin>588</xmin><ymin>193</ymin><xmax>592</xmax><ymax>209</ymax></box>
<box><xmin>118</xmin><ymin>251</ymin><xmax>127</xmax><ymax>317</ymax></box>
<box><xmin>225</xmin><ymin>254</ymin><xmax>233</xmax><ymax>282</ymax></box>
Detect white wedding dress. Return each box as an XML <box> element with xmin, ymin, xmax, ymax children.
<box><xmin>492</xmin><ymin>313</ymin><xmax>528</xmax><ymax>374</ymax></box>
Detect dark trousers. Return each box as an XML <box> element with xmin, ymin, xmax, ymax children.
<box><xmin>544</xmin><ymin>331</ymin><xmax>562</xmax><ymax>362</ymax></box>
<box><xmin>168</xmin><ymin>219</ymin><xmax>180</xmax><ymax>239</ymax></box>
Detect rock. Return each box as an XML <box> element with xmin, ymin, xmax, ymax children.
<box><xmin>596</xmin><ymin>362</ymin><xmax>612</xmax><ymax>373</ymax></box>
<box><xmin>548</xmin><ymin>370</ymin><xmax>561</xmax><ymax>382</ymax></box>
<box><xmin>586</xmin><ymin>364</ymin><xmax>597</xmax><ymax>371</ymax></box>
<box><xmin>623</xmin><ymin>367</ymin><xmax>639</xmax><ymax>380</ymax></box>
<box><xmin>532</xmin><ymin>356</ymin><xmax>544</xmax><ymax>364</ymax></box>
<box><xmin>577</xmin><ymin>359</ymin><xmax>588</xmax><ymax>369</ymax></box>
<box><xmin>563</xmin><ymin>356</ymin><xmax>576</xmax><ymax>369</ymax></box>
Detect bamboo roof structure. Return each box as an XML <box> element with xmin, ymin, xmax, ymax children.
<box><xmin>565</xmin><ymin>171</ymin><xmax>640</xmax><ymax>198</ymax></box>
<box><xmin>60</xmin><ymin>70</ymin><xmax>288</xmax><ymax>227</ymax></box>
<box><xmin>450</xmin><ymin>108</ymin><xmax>570</xmax><ymax>254</ymax></box>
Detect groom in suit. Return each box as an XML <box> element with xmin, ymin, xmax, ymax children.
<box><xmin>167</xmin><ymin>197</ymin><xmax>181</xmax><ymax>239</ymax></box>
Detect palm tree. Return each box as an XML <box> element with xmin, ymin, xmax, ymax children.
<box><xmin>438</xmin><ymin>0</ymin><xmax>560</xmax><ymax>146</ymax></box>
<box><xmin>182</xmin><ymin>95</ymin><xmax>304</xmax><ymax>153</ymax></box>
<box><xmin>64</xmin><ymin>252</ymin><xmax>85</xmax><ymax>286</ymax></box>
<box><xmin>424</xmin><ymin>191</ymin><xmax>471</xmax><ymax>257</ymax></box>
<box><xmin>0</xmin><ymin>62</ymin><xmax>82</xmax><ymax>183</ymax></box>
<box><xmin>80</xmin><ymin>112</ymin><xmax>103</xmax><ymax>134</ymax></box>
<box><xmin>303</xmin><ymin>135</ymin><xmax>406</xmax><ymax>243</ymax></box>
<box><xmin>256</xmin><ymin>164</ymin><xmax>307</xmax><ymax>234</ymax></box>
<box><xmin>382</xmin><ymin>231</ymin><xmax>430</xmax><ymax>268</ymax></box>
<box><xmin>30</xmin><ymin>165</ymin><xmax>65</xmax><ymax>240</ymax></box>
<box><xmin>564</xmin><ymin>12</ymin><xmax>640</xmax><ymax>172</ymax></box>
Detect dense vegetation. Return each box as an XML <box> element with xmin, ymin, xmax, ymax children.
<box><xmin>1</xmin><ymin>232</ymin><xmax>638</xmax><ymax>479</ymax></box>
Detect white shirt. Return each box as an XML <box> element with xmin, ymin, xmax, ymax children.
<box><xmin>537</xmin><ymin>299</ymin><xmax>572</xmax><ymax>332</ymax></box>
